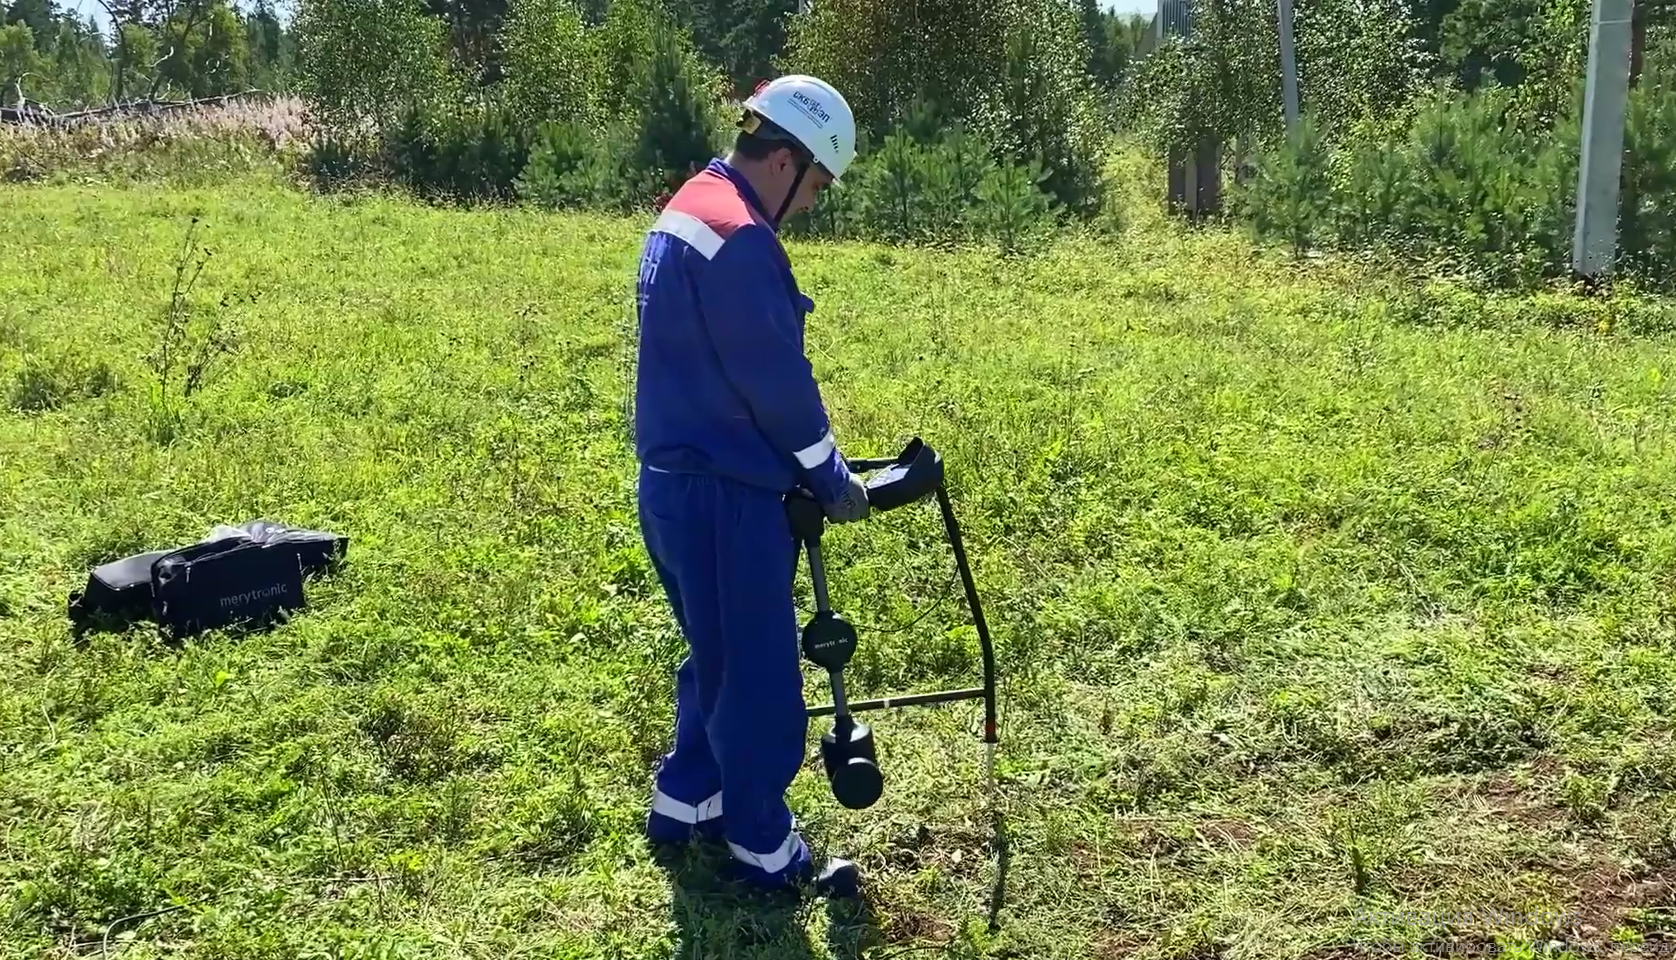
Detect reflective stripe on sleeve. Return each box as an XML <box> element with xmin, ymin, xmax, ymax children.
<box><xmin>793</xmin><ymin>430</ymin><xmax>836</xmax><ymax>469</ymax></box>
<box><xmin>651</xmin><ymin>210</ymin><xmax>725</xmax><ymax>260</ymax></box>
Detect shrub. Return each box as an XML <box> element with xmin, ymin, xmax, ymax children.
<box><xmin>518</xmin><ymin>120</ymin><xmax>655</xmax><ymax>213</ymax></box>
<box><xmin>982</xmin><ymin>0</ymin><xmax>1111</xmax><ymax>218</ymax></box>
<box><xmin>782</xmin><ymin>0</ymin><xmax>1110</xmax><ymax>218</ymax></box>
<box><xmin>628</xmin><ymin>9</ymin><xmax>728</xmax><ymax>189</ymax></box>
<box><xmin>384</xmin><ymin>99</ymin><xmax>534</xmax><ymax>205</ymax></box>
<box><xmin>782</xmin><ymin>122</ymin><xmax>1058</xmax><ymax>255</ymax></box>
<box><xmin>291</xmin><ymin>0</ymin><xmax>463</xmax><ymax>143</ymax></box>
<box><xmin>1620</xmin><ymin>41</ymin><xmax>1676</xmax><ymax>282</ymax></box>
<box><xmin>1234</xmin><ymin>81</ymin><xmax>1598</xmax><ymax>290</ymax></box>
<box><xmin>499</xmin><ymin>0</ymin><xmax>603</xmax><ymax>129</ymax></box>
<box><xmin>295</xmin><ymin>0</ymin><xmax>726</xmax><ymax>212</ymax></box>
<box><xmin>515</xmin><ymin>120</ymin><xmax>596</xmax><ymax>209</ymax></box>
<box><xmin>1235</xmin><ymin>112</ymin><xmax>1334</xmax><ymax>256</ymax></box>
<box><xmin>512</xmin><ymin>0</ymin><xmax>726</xmax><ymax>213</ymax></box>
<box><xmin>1203</xmin><ymin>0</ymin><xmax>1676</xmax><ymax>295</ymax></box>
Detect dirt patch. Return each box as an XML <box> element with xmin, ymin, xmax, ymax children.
<box><xmin>1312</xmin><ymin>857</ymin><xmax>1676</xmax><ymax>958</ymax></box>
<box><xmin>1198</xmin><ymin>818</ymin><xmax>1259</xmax><ymax>850</ymax></box>
<box><xmin>882</xmin><ymin>822</ymin><xmax>934</xmax><ymax>869</ymax></box>
<box><xmin>1430</xmin><ymin>760</ymin><xmax>1572</xmax><ymax>834</ymax></box>
<box><xmin>1560</xmin><ymin>856</ymin><xmax>1676</xmax><ymax>947</ymax></box>
<box><xmin>877</xmin><ymin>907</ymin><xmax>955</xmax><ymax>944</ymax></box>
<box><xmin>880</xmin><ymin>821</ymin><xmax>995</xmax><ymax>882</ymax></box>
<box><xmin>1481</xmin><ymin>777</ymin><xmax>1568</xmax><ymax>832</ymax></box>
<box><xmin>1066</xmin><ymin>838</ymin><xmax>1108</xmax><ymax>882</ymax></box>
<box><xmin>881</xmin><ymin>821</ymin><xmax>998</xmax><ymax>877</ymax></box>
<box><xmin>1092</xmin><ymin>930</ymin><xmax>1145</xmax><ymax>959</ymax></box>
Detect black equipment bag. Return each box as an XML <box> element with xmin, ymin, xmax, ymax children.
<box><xmin>67</xmin><ymin>520</ymin><xmax>348</xmax><ymax>639</ymax></box>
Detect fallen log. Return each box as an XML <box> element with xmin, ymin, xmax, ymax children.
<box><xmin>1</xmin><ymin>90</ymin><xmax>272</xmax><ymax>128</ymax></box>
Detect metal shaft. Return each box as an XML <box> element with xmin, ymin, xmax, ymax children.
<box><xmin>805</xmin><ymin>540</ymin><xmax>831</xmax><ymax>614</ymax></box>
<box><xmin>801</xmin><ymin>532</ymin><xmax>849</xmax><ymax>720</ymax></box>
<box><xmin>807</xmin><ymin>685</ymin><xmax>986</xmax><ymax>717</ymax></box>
<box><xmin>826</xmin><ymin>669</ymin><xmax>849</xmax><ymax>717</ymax></box>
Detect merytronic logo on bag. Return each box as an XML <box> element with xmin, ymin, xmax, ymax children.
<box><xmin>220</xmin><ymin>583</ymin><xmax>290</xmax><ymax>608</ymax></box>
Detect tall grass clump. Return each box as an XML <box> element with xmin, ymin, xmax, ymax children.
<box><xmin>0</xmin><ymin>96</ymin><xmax>313</xmax><ymax>186</ymax></box>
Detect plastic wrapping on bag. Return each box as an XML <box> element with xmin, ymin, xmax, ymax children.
<box><xmin>66</xmin><ymin>519</ymin><xmax>349</xmax><ymax>639</ymax></box>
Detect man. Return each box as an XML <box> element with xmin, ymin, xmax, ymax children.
<box><xmin>630</xmin><ymin>75</ymin><xmax>868</xmax><ymax>898</ymax></box>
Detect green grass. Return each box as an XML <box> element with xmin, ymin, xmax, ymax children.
<box><xmin>4</xmin><ymin>180</ymin><xmax>1676</xmax><ymax>960</ymax></box>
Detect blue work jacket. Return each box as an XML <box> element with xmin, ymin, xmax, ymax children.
<box><xmin>632</xmin><ymin>158</ymin><xmax>852</xmax><ymax>505</ymax></box>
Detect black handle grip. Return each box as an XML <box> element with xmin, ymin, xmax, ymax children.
<box><xmin>846</xmin><ymin>457</ymin><xmax>899</xmax><ymax>472</ymax></box>
<box><xmin>785</xmin><ymin>437</ymin><xmax>943</xmax><ymax>538</ymax></box>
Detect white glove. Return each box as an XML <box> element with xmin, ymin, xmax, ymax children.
<box><xmin>822</xmin><ymin>471</ymin><xmax>870</xmax><ymax>524</ymax></box>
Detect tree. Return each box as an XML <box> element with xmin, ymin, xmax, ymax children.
<box><xmin>1102</xmin><ymin>11</ymin><xmax>1151</xmax><ymax>89</ymax></box>
<box><xmin>420</xmin><ymin>0</ymin><xmax>508</xmax><ymax>83</ymax></box>
<box><xmin>782</xmin><ymin>0</ymin><xmax>1107</xmax><ymax>216</ymax></box>
<box><xmin>245</xmin><ymin>0</ymin><xmax>290</xmax><ymax>89</ymax></box>
<box><xmin>781</xmin><ymin>0</ymin><xmax>1014</xmax><ymax>144</ymax></box>
<box><xmin>671</xmin><ymin>0</ymin><xmax>797</xmax><ymax>97</ymax></box>
<box><xmin>156</xmin><ymin>0</ymin><xmax>251</xmax><ymax>97</ymax></box>
<box><xmin>499</xmin><ymin>0</ymin><xmax>599</xmax><ymax>126</ymax></box>
<box><xmin>631</xmin><ymin>6</ymin><xmax>727</xmax><ymax>181</ymax></box>
<box><xmin>1078</xmin><ymin>0</ymin><xmax>1113</xmax><ymax>86</ymax></box>
<box><xmin>1</xmin><ymin>20</ymin><xmax>43</xmax><ymax>105</ymax></box>
<box><xmin>293</xmin><ymin>0</ymin><xmax>463</xmax><ymax>137</ymax></box>
<box><xmin>4</xmin><ymin>0</ymin><xmax>54</xmax><ymax>56</ymax></box>
<box><xmin>51</xmin><ymin>16</ymin><xmax>113</xmax><ymax>105</ymax></box>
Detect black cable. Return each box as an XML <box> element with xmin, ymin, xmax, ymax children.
<box><xmin>88</xmin><ymin>875</ymin><xmax>387</xmax><ymax>957</ymax></box>
<box><xmin>800</xmin><ymin>568</ymin><xmax>958</xmax><ymax>636</ymax></box>
<box><xmin>102</xmin><ymin>904</ymin><xmax>193</xmax><ymax>958</ymax></box>
<box><xmin>797</xmin><ymin>495</ymin><xmax>998</xmax><ymax>637</ymax></box>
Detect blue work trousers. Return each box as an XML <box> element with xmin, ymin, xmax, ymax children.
<box><xmin>637</xmin><ymin>465</ymin><xmax>813</xmax><ymax>884</ymax></box>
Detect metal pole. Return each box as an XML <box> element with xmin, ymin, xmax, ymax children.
<box><xmin>1572</xmin><ymin>0</ymin><xmax>1636</xmax><ymax>281</ymax></box>
<box><xmin>1277</xmin><ymin>0</ymin><xmax>1300</xmax><ymax>136</ymax></box>
<box><xmin>1631</xmin><ymin>0</ymin><xmax>1647</xmax><ymax>87</ymax></box>
<box><xmin>935</xmin><ymin>484</ymin><xmax>998</xmax><ymax>746</ymax></box>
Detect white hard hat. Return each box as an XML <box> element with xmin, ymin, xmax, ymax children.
<box><xmin>740</xmin><ymin>74</ymin><xmax>857</xmax><ymax>180</ymax></box>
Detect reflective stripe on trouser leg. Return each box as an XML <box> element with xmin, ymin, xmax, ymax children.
<box><xmin>708</xmin><ymin>477</ymin><xmax>809</xmax><ymax>882</ymax></box>
<box><xmin>650</xmin><ymin>653</ymin><xmax>722</xmax><ymax>820</ymax></box>
<box><xmin>652</xmin><ymin>789</ymin><xmax>723</xmax><ymax>823</ymax></box>
<box><xmin>729</xmin><ymin>828</ymin><xmax>807</xmax><ymax>877</ymax></box>
<box><xmin>639</xmin><ymin>470</ymin><xmax>724</xmax><ymax>834</ymax></box>
<box><xmin>638</xmin><ymin>468</ymin><xmax>808</xmax><ymax>879</ymax></box>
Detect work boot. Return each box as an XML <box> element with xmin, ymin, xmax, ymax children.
<box><xmin>725</xmin><ymin>851</ymin><xmax>863</xmax><ymax>900</ymax></box>
<box><xmin>812</xmin><ymin>857</ymin><xmax>862</xmax><ymax>899</ymax></box>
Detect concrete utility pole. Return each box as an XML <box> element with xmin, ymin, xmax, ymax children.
<box><xmin>1571</xmin><ymin>0</ymin><xmax>1636</xmax><ymax>282</ymax></box>
<box><xmin>1154</xmin><ymin>0</ymin><xmax>1217</xmax><ymax>217</ymax></box>
<box><xmin>1277</xmin><ymin>0</ymin><xmax>1299</xmax><ymax>136</ymax></box>
<box><xmin>1631</xmin><ymin>0</ymin><xmax>1647</xmax><ymax>86</ymax></box>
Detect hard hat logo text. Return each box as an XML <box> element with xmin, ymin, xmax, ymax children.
<box><xmin>791</xmin><ymin>90</ymin><xmax>831</xmax><ymax>128</ymax></box>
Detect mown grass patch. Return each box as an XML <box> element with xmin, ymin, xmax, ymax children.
<box><xmin>3</xmin><ymin>182</ymin><xmax>1676</xmax><ymax>959</ymax></box>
